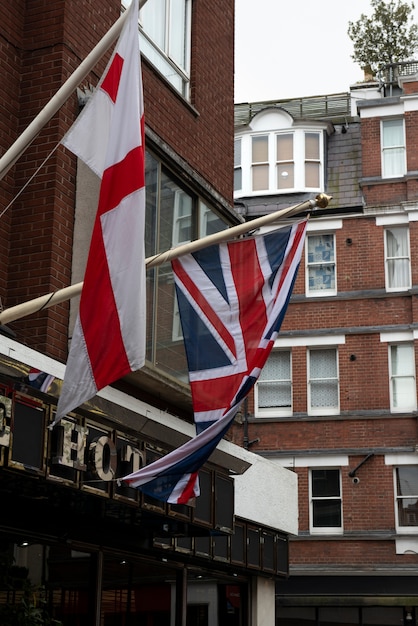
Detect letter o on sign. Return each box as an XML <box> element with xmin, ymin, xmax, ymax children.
<box><xmin>89</xmin><ymin>436</ymin><xmax>117</xmax><ymax>481</ymax></box>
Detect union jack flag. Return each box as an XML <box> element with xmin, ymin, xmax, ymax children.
<box><xmin>123</xmin><ymin>219</ymin><xmax>307</xmax><ymax>504</ymax></box>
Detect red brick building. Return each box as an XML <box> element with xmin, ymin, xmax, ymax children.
<box><xmin>233</xmin><ymin>66</ymin><xmax>418</xmax><ymax>625</ymax></box>
<box><xmin>0</xmin><ymin>1</ymin><xmax>298</xmax><ymax>624</ymax></box>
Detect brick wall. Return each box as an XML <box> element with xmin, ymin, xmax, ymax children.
<box><xmin>0</xmin><ymin>0</ymin><xmax>234</xmax><ymax>361</ymax></box>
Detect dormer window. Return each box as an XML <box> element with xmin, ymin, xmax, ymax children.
<box><xmin>234</xmin><ymin>109</ymin><xmax>326</xmax><ymax>197</ymax></box>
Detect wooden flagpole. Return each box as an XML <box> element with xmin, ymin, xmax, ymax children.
<box><xmin>0</xmin><ymin>0</ymin><xmax>148</xmax><ymax>181</ymax></box>
<box><xmin>0</xmin><ymin>193</ymin><xmax>331</xmax><ymax>325</ymax></box>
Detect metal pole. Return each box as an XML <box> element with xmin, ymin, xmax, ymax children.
<box><xmin>0</xmin><ymin>194</ymin><xmax>331</xmax><ymax>325</ymax></box>
<box><xmin>0</xmin><ymin>0</ymin><xmax>148</xmax><ymax>180</ymax></box>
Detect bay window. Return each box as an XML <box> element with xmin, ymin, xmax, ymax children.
<box><xmin>234</xmin><ymin>127</ymin><xmax>324</xmax><ymax>196</ymax></box>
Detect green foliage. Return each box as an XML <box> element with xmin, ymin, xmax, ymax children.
<box><xmin>347</xmin><ymin>0</ymin><xmax>418</xmax><ymax>73</ymax></box>
<box><xmin>0</xmin><ymin>551</ymin><xmax>62</xmax><ymax>626</ymax></box>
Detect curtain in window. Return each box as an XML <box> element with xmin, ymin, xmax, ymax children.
<box><xmin>386</xmin><ymin>227</ymin><xmax>410</xmax><ymax>289</ymax></box>
<box><xmin>307</xmin><ymin>234</ymin><xmax>336</xmax><ymax>292</ymax></box>
<box><xmin>382</xmin><ymin>119</ymin><xmax>405</xmax><ymax>177</ymax></box>
<box><xmin>258</xmin><ymin>352</ymin><xmax>291</xmax><ymax>410</ymax></box>
<box><xmin>309</xmin><ymin>349</ymin><xmax>338</xmax><ymax>409</ymax></box>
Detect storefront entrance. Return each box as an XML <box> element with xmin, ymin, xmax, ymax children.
<box><xmin>0</xmin><ymin>539</ymin><xmax>248</xmax><ymax>625</ymax></box>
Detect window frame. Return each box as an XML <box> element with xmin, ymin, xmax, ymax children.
<box><xmin>305</xmin><ymin>232</ymin><xmax>337</xmax><ymax>297</ymax></box>
<box><xmin>381</xmin><ymin>118</ymin><xmax>406</xmax><ymax>179</ymax></box>
<box><xmin>384</xmin><ymin>225</ymin><xmax>411</xmax><ymax>292</ymax></box>
<box><xmin>129</xmin><ymin>0</ymin><xmax>192</xmax><ymax>99</ymax></box>
<box><xmin>145</xmin><ymin>149</ymin><xmax>230</xmax><ymax>379</ymax></box>
<box><xmin>307</xmin><ymin>347</ymin><xmax>340</xmax><ymax>416</ymax></box>
<box><xmin>254</xmin><ymin>349</ymin><xmax>292</xmax><ymax>417</ymax></box>
<box><xmin>388</xmin><ymin>342</ymin><xmax>417</xmax><ymax>413</ymax></box>
<box><xmin>309</xmin><ymin>468</ymin><xmax>343</xmax><ymax>535</ymax></box>
<box><xmin>393</xmin><ymin>465</ymin><xmax>418</xmax><ymax>533</ymax></box>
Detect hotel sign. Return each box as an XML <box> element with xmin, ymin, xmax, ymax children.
<box><xmin>0</xmin><ymin>386</ymin><xmax>146</xmax><ymax>502</ymax></box>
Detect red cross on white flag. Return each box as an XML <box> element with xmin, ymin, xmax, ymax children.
<box><xmin>53</xmin><ymin>0</ymin><xmax>145</xmax><ymax>426</ymax></box>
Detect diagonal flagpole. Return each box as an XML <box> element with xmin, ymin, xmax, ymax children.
<box><xmin>0</xmin><ymin>0</ymin><xmax>148</xmax><ymax>181</ymax></box>
<box><xmin>0</xmin><ymin>193</ymin><xmax>331</xmax><ymax>326</ymax></box>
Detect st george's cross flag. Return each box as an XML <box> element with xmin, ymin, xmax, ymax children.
<box><xmin>51</xmin><ymin>0</ymin><xmax>145</xmax><ymax>427</ymax></box>
<box><xmin>123</xmin><ymin>219</ymin><xmax>308</xmax><ymax>503</ymax></box>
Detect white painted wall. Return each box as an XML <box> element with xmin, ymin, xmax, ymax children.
<box><xmin>234</xmin><ymin>454</ymin><xmax>298</xmax><ymax>536</ymax></box>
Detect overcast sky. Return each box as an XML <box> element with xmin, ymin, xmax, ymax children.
<box><xmin>234</xmin><ymin>0</ymin><xmax>418</xmax><ymax>103</ymax></box>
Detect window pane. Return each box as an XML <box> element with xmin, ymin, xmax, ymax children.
<box><xmin>308</xmin><ymin>264</ymin><xmax>335</xmax><ymax>292</ymax></box>
<box><xmin>308</xmin><ymin>234</ymin><xmax>335</xmax><ymax>263</ymax></box>
<box><xmin>311</xmin><ymin>469</ymin><xmax>342</xmax><ymax>529</ymax></box>
<box><xmin>397</xmin><ymin>466</ymin><xmax>418</xmax><ymax>496</ymax></box>
<box><xmin>199</xmin><ymin>202</ymin><xmax>227</xmax><ymax>237</ymax></box>
<box><xmin>396</xmin><ymin>467</ymin><xmax>418</xmax><ymax>527</ymax></box>
<box><xmin>382</xmin><ymin>119</ymin><xmax>404</xmax><ymax>147</ymax></box>
<box><xmin>258</xmin><ymin>352</ymin><xmax>291</xmax><ymax>411</ymax></box>
<box><xmin>234</xmin><ymin>139</ymin><xmax>242</xmax><ymax>191</ymax></box>
<box><xmin>312</xmin><ymin>469</ymin><xmax>340</xmax><ymax>497</ymax></box>
<box><xmin>252</xmin><ymin>136</ymin><xmax>268</xmax><ymax>162</ymax></box>
<box><xmin>258</xmin><ymin>381</ymin><xmax>291</xmax><ymax>409</ymax></box>
<box><xmin>382</xmin><ymin>119</ymin><xmax>405</xmax><ymax>177</ymax></box>
<box><xmin>262</xmin><ymin>351</ymin><xmax>290</xmax><ymax>379</ymax></box>
<box><xmin>173</xmin><ymin>190</ymin><xmax>192</xmax><ymax>245</ymax></box>
<box><xmin>276</xmin><ymin>134</ymin><xmax>293</xmax><ymax>160</ymax></box>
<box><xmin>312</xmin><ymin>500</ymin><xmax>341</xmax><ymax>527</ymax></box>
<box><xmin>305</xmin><ymin>162</ymin><xmax>320</xmax><ymax>187</ymax></box>
<box><xmin>363</xmin><ymin>607</ymin><xmax>404</xmax><ymax>625</ymax></box>
<box><xmin>309</xmin><ymin>349</ymin><xmax>338</xmax><ymax>410</ymax></box>
<box><xmin>141</xmin><ymin>0</ymin><xmax>166</xmax><ymax>49</ymax></box>
<box><xmin>392</xmin><ymin>376</ymin><xmax>416</xmax><ymax>407</ymax></box>
<box><xmin>310</xmin><ymin>349</ymin><xmax>337</xmax><ymax>378</ymax></box>
<box><xmin>234</xmin><ymin>168</ymin><xmax>242</xmax><ymax>191</ymax></box>
<box><xmin>252</xmin><ymin>164</ymin><xmax>269</xmax><ymax>190</ymax></box>
<box><xmin>234</xmin><ymin>139</ymin><xmax>241</xmax><ymax>167</ymax></box>
<box><xmin>138</xmin><ymin>0</ymin><xmax>190</xmax><ymax>96</ymax></box>
<box><xmin>277</xmin><ymin>163</ymin><xmax>294</xmax><ymax>188</ymax></box>
<box><xmin>305</xmin><ymin>133</ymin><xmax>320</xmax><ymax>159</ymax></box>
<box><xmin>320</xmin><ymin>607</ymin><xmax>359</xmax><ymax>624</ymax></box>
<box><xmin>307</xmin><ymin>234</ymin><xmax>336</xmax><ymax>293</ymax></box>
<box><xmin>390</xmin><ymin>344</ymin><xmax>416</xmax><ymax>410</ymax></box>
<box><xmin>169</xmin><ymin>0</ymin><xmax>187</xmax><ymax>69</ymax></box>
<box><xmin>385</xmin><ymin>226</ymin><xmax>410</xmax><ymax>289</ymax></box>
<box><xmin>383</xmin><ymin>148</ymin><xmax>406</xmax><ymax>177</ymax></box>
<box><xmin>276</xmin><ymin>607</ymin><xmax>316</xmax><ymax>625</ymax></box>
